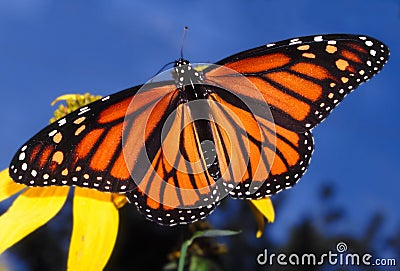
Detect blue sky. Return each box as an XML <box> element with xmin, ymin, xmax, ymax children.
<box><xmin>0</xmin><ymin>0</ymin><xmax>399</xmax><ymax>252</ymax></box>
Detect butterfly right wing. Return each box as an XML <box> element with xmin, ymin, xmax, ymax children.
<box><xmin>207</xmin><ymin>34</ymin><xmax>389</xmax><ymax>132</ymax></box>
<box><xmin>202</xmin><ymin>34</ymin><xmax>388</xmax><ymax>199</ymax></box>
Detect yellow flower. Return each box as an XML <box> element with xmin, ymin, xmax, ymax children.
<box><xmin>0</xmin><ymin>94</ymin><xmax>127</xmax><ymax>270</ymax></box>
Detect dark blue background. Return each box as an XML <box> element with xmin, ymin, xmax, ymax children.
<box><xmin>0</xmin><ymin>0</ymin><xmax>398</xmax><ymax>265</ymax></box>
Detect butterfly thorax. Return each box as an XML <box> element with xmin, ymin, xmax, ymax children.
<box><xmin>174</xmin><ymin>59</ymin><xmax>208</xmax><ymax>102</ymax></box>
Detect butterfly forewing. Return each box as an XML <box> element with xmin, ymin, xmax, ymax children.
<box><xmin>210</xmin><ymin>34</ymin><xmax>389</xmax><ymax>131</ymax></box>
<box><xmin>9</xmin><ymin>82</ymin><xmax>177</xmax><ymax>192</ymax></box>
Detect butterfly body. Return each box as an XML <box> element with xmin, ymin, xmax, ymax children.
<box><xmin>173</xmin><ymin>59</ymin><xmax>227</xmax><ymax>185</ymax></box>
<box><xmin>9</xmin><ymin>34</ymin><xmax>389</xmax><ymax>225</ymax></box>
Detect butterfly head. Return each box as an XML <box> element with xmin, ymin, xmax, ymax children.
<box><xmin>174</xmin><ymin>58</ymin><xmax>204</xmax><ymax>89</ymax></box>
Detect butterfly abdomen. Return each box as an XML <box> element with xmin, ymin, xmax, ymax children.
<box><xmin>192</xmin><ymin>119</ymin><xmax>222</xmax><ymax>182</ymax></box>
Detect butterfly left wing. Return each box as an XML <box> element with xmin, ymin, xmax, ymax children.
<box><xmin>9</xmin><ymin>82</ymin><xmax>177</xmax><ymax>192</ymax></box>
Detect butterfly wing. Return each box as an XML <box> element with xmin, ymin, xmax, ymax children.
<box><xmin>9</xmin><ymin>81</ymin><xmax>177</xmax><ymax>192</ymax></box>
<box><xmin>200</xmin><ymin>85</ymin><xmax>313</xmax><ymax>199</ymax></box>
<box><xmin>208</xmin><ymin>34</ymin><xmax>389</xmax><ymax>131</ymax></box>
<box><xmin>125</xmin><ymin>90</ymin><xmax>223</xmax><ymax>225</ymax></box>
<box><xmin>204</xmin><ymin>34</ymin><xmax>389</xmax><ymax>198</ymax></box>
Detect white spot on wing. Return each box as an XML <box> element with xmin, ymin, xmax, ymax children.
<box><xmin>48</xmin><ymin>130</ymin><xmax>58</xmax><ymax>137</ymax></box>
<box><xmin>78</xmin><ymin>106</ymin><xmax>91</xmax><ymax>115</ymax></box>
<box><xmin>289</xmin><ymin>38</ymin><xmax>302</xmax><ymax>45</ymax></box>
<box><xmin>314</xmin><ymin>36</ymin><xmax>323</xmax><ymax>42</ymax></box>
<box><xmin>19</xmin><ymin>152</ymin><xmax>25</xmax><ymax>160</ymax></box>
<box><xmin>365</xmin><ymin>40</ymin><xmax>373</xmax><ymax>47</ymax></box>
<box><xmin>58</xmin><ymin>118</ymin><xmax>67</xmax><ymax>126</ymax></box>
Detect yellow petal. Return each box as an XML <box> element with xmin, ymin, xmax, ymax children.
<box><xmin>0</xmin><ymin>169</ymin><xmax>26</xmax><ymax>202</ymax></box>
<box><xmin>68</xmin><ymin>188</ymin><xmax>119</xmax><ymax>271</ymax></box>
<box><xmin>249</xmin><ymin>198</ymin><xmax>275</xmax><ymax>238</ymax></box>
<box><xmin>0</xmin><ymin>186</ymin><xmax>69</xmax><ymax>254</ymax></box>
<box><xmin>51</xmin><ymin>94</ymin><xmax>83</xmax><ymax>106</ymax></box>
<box><xmin>49</xmin><ymin>93</ymin><xmax>102</xmax><ymax>123</ymax></box>
<box><xmin>251</xmin><ymin>197</ymin><xmax>275</xmax><ymax>222</ymax></box>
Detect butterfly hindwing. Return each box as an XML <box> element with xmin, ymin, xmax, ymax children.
<box><xmin>125</xmin><ymin>87</ymin><xmax>224</xmax><ymax>225</ymax></box>
<box><xmin>203</xmin><ymin>86</ymin><xmax>314</xmax><ymax>199</ymax></box>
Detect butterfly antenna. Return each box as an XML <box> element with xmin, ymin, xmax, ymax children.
<box><xmin>151</xmin><ymin>61</ymin><xmax>175</xmax><ymax>78</ymax></box>
<box><xmin>180</xmin><ymin>26</ymin><xmax>189</xmax><ymax>59</ymax></box>
<box><xmin>150</xmin><ymin>27</ymin><xmax>188</xmax><ymax>79</ymax></box>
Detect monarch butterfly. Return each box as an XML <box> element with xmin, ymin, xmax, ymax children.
<box><xmin>9</xmin><ymin>34</ymin><xmax>389</xmax><ymax>226</ymax></box>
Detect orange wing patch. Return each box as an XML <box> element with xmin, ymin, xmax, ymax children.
<box><xmin>290</xmin><ymin>63</ymin><xmax>333</xmax><ymax>80</ymax></box>
<box><xmin>225</xmin><ymin>53</ymin><xmax>291</xmax><ymax>73</ymax></box>
<box><xmin>76</xmin><ymin>129</ymin><xmax>104</xmax><ymax>159</ymax></box>
<box><xmin>341</xmin><ymin>50</ymin><xmax>363</xmax><ymax>64</ymax></box>
<box><xmin>251</xmin><ymin>76</ymin><xmax>311</xmax><ymax>121</ymax></box>
<box><xmin>90</xmin><ymin>123</ymin><xmax>123</xmax><ymax>171</ymax></box>
<box><xmin>264</xmin><ymin>71</ymin><xmax>323</xmax><ymax>101</ymax></box>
